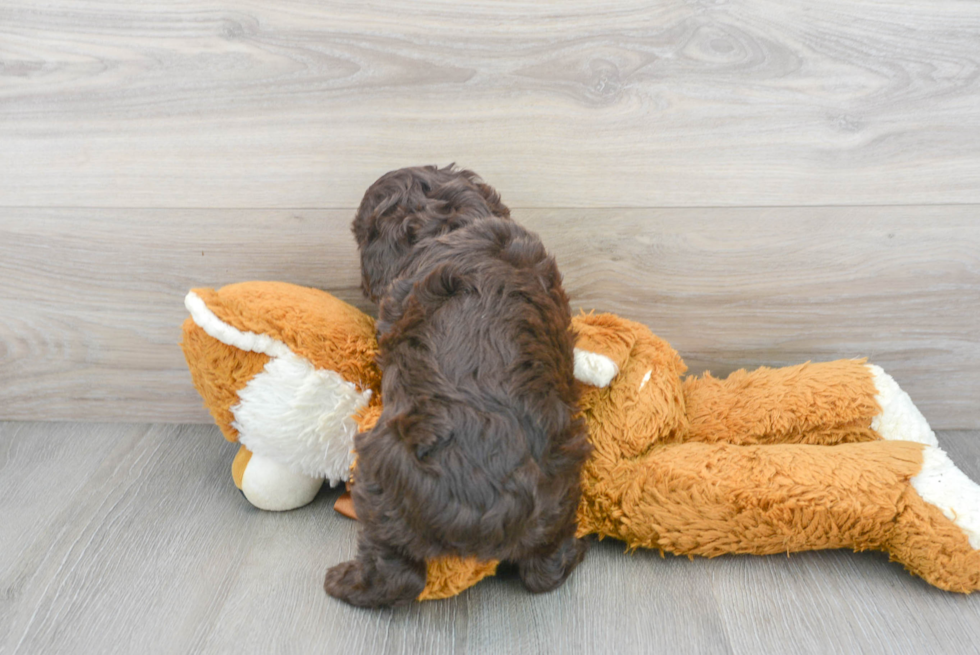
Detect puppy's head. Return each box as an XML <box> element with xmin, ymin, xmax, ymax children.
<box><xmin>351</xmin><ymin>164</ymin><xmax>510</xmax><ymax>303</ymax></box>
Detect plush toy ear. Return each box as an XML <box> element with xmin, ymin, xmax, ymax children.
<box><xmin>571</xmin><ymin>313</ymin><xmax>638</xmax><ymax>387</ymax></box>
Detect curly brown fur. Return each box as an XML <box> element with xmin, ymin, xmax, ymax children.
<box><xmin>325</xmin><ymin>169</ymin><xmax>590</xmax><ymax>607</ymax></box>
<box><xmin>350</xmin><ymin>164</ymin><xmax>511</xmax><ymax>304</ymax></box>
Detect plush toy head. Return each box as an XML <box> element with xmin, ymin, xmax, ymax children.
<box><xmin>182</xmin><ymin>282</ymin><xmax>980</xmax><ymax>599</ymax></box>
<box><xmin>181</xmin><ymin>282</ymin><xmax>383</xmax><ymax>510</ymax></box>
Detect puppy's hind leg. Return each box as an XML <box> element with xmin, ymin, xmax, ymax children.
<box><xmin>518</xmin><ymin>534</ymin><xmax>589</xmax><ymax>594</ymax></box>
<box><xmin>324</xmin><ymin>537</ymin><xmax>427</xmax><ymax>607</ymax></box>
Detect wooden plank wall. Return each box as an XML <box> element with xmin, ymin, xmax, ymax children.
<box><xmin>1</xmin><ymin>1</ymin><xmax>978</xmax><ymax>428</ymax></box>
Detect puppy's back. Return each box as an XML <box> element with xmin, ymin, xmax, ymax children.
<box><xmin>359</xmin><ymin>218</ymin><xmax>590</xmax><ymax>560</ymax></box>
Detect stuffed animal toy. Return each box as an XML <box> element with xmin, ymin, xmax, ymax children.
<box><xmin>181</xmin><ymin>281</ymin><xmax>980</xmax><ymax>598</ymax></box>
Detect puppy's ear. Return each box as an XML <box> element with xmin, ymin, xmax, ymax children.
<box><xmin>377</xmin><ymin>276</ymin><xmax>416</xmax><ymax>325</ymax></box>
<box><xmin>418</xmin><ymin>263</ymin><xmax>473</xmax><ymax>303</ymax></box>
<box><xmin>533</xmin><ymin>257</ymin><xmax>568</xmax><ymax>306</ymax></box>
<box><xmin>403</xmin><ymin>214</ymin><xmax>426</xmax><ymax>246</ymax></box>
<box><xmin>387</xmin><ymin>409</ymin><xmax>440</xmax><ymax>460</ymax></box>
<box><xmin>387</xmin><ymin>411</ymin><xmax>418</xmax><ymax>441</ymax></box>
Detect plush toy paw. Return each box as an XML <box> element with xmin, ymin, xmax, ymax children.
<box><xmin>889</xmin><ymin>445</ymin><xmax>980</xmax><ymax>592</ymax></box>
<box><xmin>911</xmin><ymin>446</ymin><xmax>980</xmax><ymax>548</ymax></box>
<box><xmin>240</xmin><ymin>453</ymin><xmax>323</xmax><ymax>511</ymax></box>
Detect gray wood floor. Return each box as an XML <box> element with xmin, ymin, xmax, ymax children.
<box><xmin>2</xmin><ymin>421</ymin><xmax>979</xmax><ymax>655</ymax></box>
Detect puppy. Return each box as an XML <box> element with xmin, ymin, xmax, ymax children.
<box><xmin>324</xmin><ymin>166</ymin><xmax>591</xmax><ymax>607</ymax></box>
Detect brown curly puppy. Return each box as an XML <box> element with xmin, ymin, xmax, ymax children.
<box><xmin>325</xmin><ymin>166</ymin><xmax>591</xmax><ymax>607</ymax></box>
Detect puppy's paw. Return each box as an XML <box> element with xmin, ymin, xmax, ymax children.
<box><xmin>324</xmin><ymin>556</ymin><xmax>427</xmax><ymax>607</ymax></box>
<box><xmin>324</xmin><ymin>560</ymin><xmax>370</xmax><ymax>606</ymax></box>
<box><xmin>519</xmin><ymin>535</ymin><xmax>589</xmax><ymax>594</ymax></box>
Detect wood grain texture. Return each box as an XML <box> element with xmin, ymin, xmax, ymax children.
<box><xmin>2</xmin><ymin>422</ymin><xmax>979</xmax><ymax>654</ymax></box>
<box><xmin>2</xmin><ymin>207</ymin><xmax>977</xmax><ymax>428</ymax></box>
<box><xmin>3</xmin><ymin>0</ymin><xmax>980</xmax><ymax>207</ymax></box>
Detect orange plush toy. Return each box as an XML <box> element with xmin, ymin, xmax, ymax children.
<box><xmin>181</xmin><ymin>282</ymin><xmax>980</xmax><ymax>598</ymax></box>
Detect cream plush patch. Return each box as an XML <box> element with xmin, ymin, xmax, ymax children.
<box><xmin>867</xmin><ymin>364</ymin><xmax>938</xmax><ymax>447</ymax></box>
<box><xmin>913</xmin><ymin>446</ymin><xmax>980</xmax><ymax>550</ymax></box>
<box><xmin>574</xmin><ymin>348</ymin><xmax>619</xmax><ymax>388</ymax></box>
<box><xmin>232</xmin><ymin>352</ymin><xmax>368</xmax><ymax>483</ymax></box>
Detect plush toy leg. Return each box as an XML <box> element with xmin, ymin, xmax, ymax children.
<box><xmin>682</xmin><ymin>359</ymin><xmax>882</xmax><ymax>446</ymax></box>
<box><xmin>888</xmin><ymin>445</ymin><xmax>980</xmax><ymax>592</ymax></box>
<box><xmin>594</xmin><ymin>440</ymin><xmax>980</xmax><ymax>592</ymax></box>
<box><xmin>237</xmin><ymin>450</ymin><xmax>323</xmax><ymax>511</ymax></box>
<box><xmin>418</xmin><ymin>557</ymin><xmax>500</xmax><ymax>601</ymax></box>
